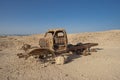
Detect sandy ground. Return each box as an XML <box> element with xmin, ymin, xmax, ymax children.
<box><xmin>0</xmin><ymin>30</ymin><xmax>120</xmax><ymax>80</ymax></box>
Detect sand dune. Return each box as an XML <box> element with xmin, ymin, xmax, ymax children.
<box><xmin>0</xmin><ymin>30</ymin><xmax>120</xmax><ymax>80</ymax></box>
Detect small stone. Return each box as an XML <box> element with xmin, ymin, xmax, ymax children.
<box><xmin>65</xmin><ymin>74</ymin><xmax>68</xmax><ymax>77</ymax></box>
<box><xmin>55</xmin><ymin>56</ymin><xmax>65</xmax><ymax>65</ymax></box>
<box><xmin>0</xmin><ymin>67</ymin><xmax>2</xmax><ymax>69</ymax></box>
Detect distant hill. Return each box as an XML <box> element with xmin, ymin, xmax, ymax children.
<box><xmin>0</xmin><ymin>34</ymin><xmax>31</xmax><ymax>36</ymax></box>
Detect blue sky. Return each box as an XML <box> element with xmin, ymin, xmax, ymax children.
<box><xmin>0</xmin><ymin>0</ymin><xmax>120</xmax><ymax>34</ymax></box>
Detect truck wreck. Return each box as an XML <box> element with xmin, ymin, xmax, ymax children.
<box><xmin>17</xmin><ymin>29</ymin><xmax>98</xmax><ymax>64</ymax></box>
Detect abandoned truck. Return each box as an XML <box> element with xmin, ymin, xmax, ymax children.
<box><xmin>17</xmin><ymin>29</ymin><xmax>98</xmax><ymax>64</ymax></box>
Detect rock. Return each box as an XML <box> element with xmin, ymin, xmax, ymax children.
<box><xmin>55</xmin><ymin>56</ymin><xmax>65</xmax><ymax>65</ymax></box>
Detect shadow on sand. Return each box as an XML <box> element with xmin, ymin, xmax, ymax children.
<box><xmin>64</xmin><ymin>47</ymin><xmax>104</xmax><ymax>64</ymax></box>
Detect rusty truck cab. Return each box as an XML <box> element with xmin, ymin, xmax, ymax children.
<box><xmin>44</xmin><ymin>29</ymin><xmax>68</xmax><ymax>53</ymax></box>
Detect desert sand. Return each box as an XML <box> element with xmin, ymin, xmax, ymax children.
<box><xmin>0</xmin><ymin>30</ymin><xmax>120</xmax><ymax>80</ymax></box>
